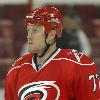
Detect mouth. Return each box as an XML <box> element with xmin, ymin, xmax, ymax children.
<box><xmin>28</xmin><ymin>42</ymin><xmax>32</xmax><ymax>44</ymax></box>
<box><xmin>28</xmin><ymin>43</ymin><xmax>32</xmax><ymax>46</ymax></box>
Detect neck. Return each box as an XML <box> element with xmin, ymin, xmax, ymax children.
<box><xmin>37</xmin><ymin>43</ymin><xmax>57</xmax><ymax>58</ymax></box>
<box><xmin>34</xmin><ymin>43</ymin><xmax>58</xmax><ymax>70</ymax></box>
<box><xmin>36</xmin><ymin>43</ymin><xmax>57</xmax><ymax>64</ymax></box>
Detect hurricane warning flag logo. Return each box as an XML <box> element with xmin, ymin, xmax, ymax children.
<box><xmin>18</xmin><ymin>81</ymin><xmax>60</xmax><ymax>100</ymax></box>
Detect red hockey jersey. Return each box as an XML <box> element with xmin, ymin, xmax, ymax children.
<box><xmin>4</xmin><ymin>49</ymin><xmax>100</xmax><ymax>100</ymax></box>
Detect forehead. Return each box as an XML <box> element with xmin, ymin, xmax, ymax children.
<box><xmin>27</xmin><ymin>24</ymin><xmax>42</xmax><ymax>29</ymax></box>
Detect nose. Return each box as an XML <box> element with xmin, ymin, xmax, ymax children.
<box><xmin>27</xmin><ymin>32</ymin><xmax>32</xmax><ymax>40</ymax></box>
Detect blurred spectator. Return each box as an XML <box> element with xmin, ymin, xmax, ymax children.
<box><xmin>57</xmin><ymin>13</ymin><xmax>92</xmax><ymax>56</ymax></box>
<box><xmin>93</xmin><ymin>19</ymin><xmax>100</xmax><ymax>38</ymax></box>
<box><xmin>0</xmin><ymin>19</ymin><xmax>15</xmax><ymax>58</ymax></box>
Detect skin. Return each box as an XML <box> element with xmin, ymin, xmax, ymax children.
<box><xmin>27</xmin><ymin>24</ymin><xmax>46</xmax><ymax>55</ymax></box>
<box><xmin>27</xmin><ymin>24</ymin><xmax>57</xmax><ymax>65</ymax></box>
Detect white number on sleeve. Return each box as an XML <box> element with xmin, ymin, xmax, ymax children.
<box><xmin>89</xmin><ymin>74</ymin><xmax>100</xmax><ymax>91</ymax></box>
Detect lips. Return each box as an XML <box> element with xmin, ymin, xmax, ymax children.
<box><xmin>28</xmin><ymin>42</ymin><xmax>32</xmax><ymax>44</ymax></box>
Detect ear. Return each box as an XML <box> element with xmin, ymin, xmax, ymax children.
<box><xmin>46</xmin><ymin>30</ymin><xmax>56</xmax><ymax>44</ymax></box>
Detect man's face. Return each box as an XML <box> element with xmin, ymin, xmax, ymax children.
<box><xmin>27</xmin><ymin>24</ymin><xmax>46</xmax><ymax>53</ymax></box>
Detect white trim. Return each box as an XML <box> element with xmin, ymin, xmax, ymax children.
<box><xmin>7</xmin><ymin>66</ymin><xmax>21</xmax><ymax>76</ymax></box>
<box><xmin>52</xmin><ymin>84</ymin><xmax>60</xmax><ymax>100</ymax></box>
<box><xmin>18</xmin><ymin>81</ymin><xmax>54</xmax><ymax>95</ymax></box>
<box><xmin>21</xmin><ymin>87</ymin><xmax>47</xmax><ymax>100</ymax></box>
<box><xmin>7</xmin><ymin>63</ymin><xmax>32</xmax><ymax>76</ymax></box>
<box><xmin>52</xmin><ymin>58</ymin><xmax>95</xmax><ymax>66</ymax></box>
<box><xmin>12</xmin><ymin>57</ymin><xmax>23</xmax><ymax>67</ymax></box>
<box><xmin>18</xmin><ymin>81</ymin><xmax>60</xmax><ymax>100</ymax></box>
<box><xmin>32</xmin><ymin>48</ymin><xmax>61</xmax><ymax>72</ymax></box>
<box><xmin>32</xmin><ymin>58</ymin><xmax>37</xmax><ymax>71</ymax></box>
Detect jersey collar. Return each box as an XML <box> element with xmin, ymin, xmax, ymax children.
<box><xmin>32</xmin><ymin>48</ymin><xmax>61</xmax><ymax>72</ymax></box>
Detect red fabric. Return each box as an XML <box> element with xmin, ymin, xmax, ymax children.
<box><xmin>25</xmin><ymin>7</ymin><xmax>63</xmax><ymax>38</ymax></box>
<box><xmin>4</xmin><ymin>49</ymin><xmax>100</xmax><ymax>100</ymax></box>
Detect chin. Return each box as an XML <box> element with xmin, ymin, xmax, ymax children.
<box><xmin>28</xmin><ymin>48</ymin><xmax>33</xmax><ymax>53</ymax></box>
<box><xmin>28</xmin><ymin>48</ymin><xmax>37</xmax><ymax>54</ymax></box>
<box><xmin>28</xmin><ymin>51</ymin><xmax>33</xmax><ymax>54</ymax></box>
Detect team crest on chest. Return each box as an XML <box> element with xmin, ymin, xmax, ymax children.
<box><xmin>18</xmin><ymin>81</ymin><xmax>60</xmax><ymax>100</ymax></box>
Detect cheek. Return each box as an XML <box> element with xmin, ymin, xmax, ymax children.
<box><xmin>38</xmin><ymin>37</ymin><xmax>45</xmax><ymax>45</ymax></box>
<box><xmin>32</xmin><ymin>35</ymin><xmax>44</xmax><ymax>45</ymax></box>
<box><xmin>37</xmin><ymin>37</ymin><xmax>46</xmax><ymax>48</ymax></box>
<box><xmin>31</xmin><ymin>32</ymin><xmax>45</xmax><ymax>45</ymax></box>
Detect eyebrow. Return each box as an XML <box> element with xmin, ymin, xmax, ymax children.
<box><xmin>27</xmin><ymin>25</ymin><xmax>37</xmax><ymax>29</ymax></box>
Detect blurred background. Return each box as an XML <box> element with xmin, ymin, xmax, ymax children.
<box><xmin>0</xmin><ymin>0</ymin><xmax>100</xmax><ymax>99</ymax></box>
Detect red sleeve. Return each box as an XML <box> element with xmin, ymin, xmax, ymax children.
<box><xmin>73</xmin><ymin>54</ymin><xmax>100</xmax><ymax>100</ymax></box>
<box><xmin>66</xmin><ymin>49</ymin><xmax>100</xmax><ymax>100</ymax></box>
<box><xmin>4</xmin><ymin>67</ymin><xmax>18</xmax><ymax>100</ymax></box>
<box><xmin>4</xmin><ymin>57</ymin><xmax>22</xmax><ymax>100</ymax></box>
<box><xmin>4</xmin><ymin>54</ymin><xmax>32</xmax><ymax>100</ymax></box>
<box><xmin>75</xmin><ymin>64</ymin><xmax>100</xmax><ymax>100</ymax></box>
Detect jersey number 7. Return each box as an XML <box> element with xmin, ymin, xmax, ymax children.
<box><xmin>89</xmin><ymin>74</ymin><xmax>100</xmax><ymax>92</ymax></box>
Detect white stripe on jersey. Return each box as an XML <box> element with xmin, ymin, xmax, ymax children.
<box><xmin>7</xmin><ymin>63</ymin><xmax>32</xmax><ymax>76</ymax></box>
<box><xmin>52</xmin><ymin>58</ymin><xmax>95</xmax><ymax>66</ymax></box>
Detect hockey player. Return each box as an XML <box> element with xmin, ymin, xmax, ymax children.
<box><xmin>4</xmin><ymin>6</ymin><xmax>100</xmax><ymax>100</ymax></box>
